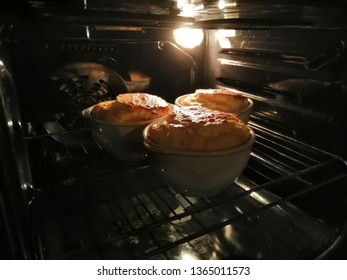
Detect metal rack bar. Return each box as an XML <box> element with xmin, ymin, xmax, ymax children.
<box><xmin>45</xmin><ymin>155</ymin><xmax>345</xmax><ymax>259</ymax></box>
<box><xmin>31</xmin><ymin>120</ymin><xmax>347</xmax><ymax>259</ymax></box>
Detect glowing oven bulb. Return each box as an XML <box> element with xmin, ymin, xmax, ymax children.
<box><xmin>173</xmin><ymin>28</ymin><xmax>204</xmax><ymax>49</ymax></box>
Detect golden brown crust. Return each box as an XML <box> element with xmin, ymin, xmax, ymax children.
<box><xmin>90</xmin><ymin>93</ymin><xmax>170</xmax><ymax>123</ymax></box>
<box><xmin>147</xmin><ymin>106</ymin><xmax>251</xmax><ymax>151</ymax></box>
<box><xmin>180</xmin><ymin>88</ymin><xmax>249</xmax><ymax>113</ymax></box>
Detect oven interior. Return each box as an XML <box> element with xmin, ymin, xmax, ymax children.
<box><xmin>1</xmin><ymin>1</ymin><xmax>347</xmax><ymax>259</ymax></box>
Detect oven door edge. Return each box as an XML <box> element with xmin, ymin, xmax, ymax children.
<box><xmin>0</xmin><ymin>55</ymin><xmax>36</xmax><ymax>259</ymax></box>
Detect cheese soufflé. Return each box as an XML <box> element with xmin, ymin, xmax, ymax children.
<box><xmin>90</xmin><ymin>93</ymin><xmax>171</xmax><ymax>123</ymax></box>
<box><xmin>146</xmin><ymin>106</ymin><xmax>252</xmax><ymax>152</ymax></box>
<box><xmin>178</xmin><ymin>88</ymin><xmax>250</xmax><ymax>113</ymax></box>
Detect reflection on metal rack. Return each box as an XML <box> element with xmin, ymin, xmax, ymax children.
<box><xmin>30</xmin><ymin>121</ymin><xmax>347</xmax><ymax>260</ymax></box>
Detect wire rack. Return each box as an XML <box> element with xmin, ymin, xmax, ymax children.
<box><xmin>29</xmin><ymin>121</ymin><xmax>347</xmax><ymax>260</ymax></box>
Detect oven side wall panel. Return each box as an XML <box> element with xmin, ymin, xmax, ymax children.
<box><xmin>204</xmin><ymin>29</ymin><xmax>347</xmax><ymax>159</ymax></box>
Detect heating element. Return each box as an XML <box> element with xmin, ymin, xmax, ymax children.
<box><xmin>26</xmin><ymin>119</ymin><xmax>347</xmax><ymax>260</ymax></box>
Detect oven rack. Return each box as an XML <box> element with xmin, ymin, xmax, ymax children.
<box><xmin>28</xmin><ymin>121</ymin><xmax>347</xmax><ymax>260</ymax></box>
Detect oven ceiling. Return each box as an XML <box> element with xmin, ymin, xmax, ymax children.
<box><xmin>24</xmin><ymin>0</ymin><xmax>347</xmax><ymax>29</ymax></box>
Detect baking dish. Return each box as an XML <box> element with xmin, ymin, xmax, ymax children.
<box><xmin>143</xmin><ymin>122</ymin><xmax>255</xmax><ymax>197</ymax></box>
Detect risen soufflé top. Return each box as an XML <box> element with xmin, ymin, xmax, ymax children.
<box><xmin>90</xmin><ymin>93</ymin><xmax>170</xmax><ymax>123</ymax></box>
<box><xmin>178</xmin><ymin>88</ymin><xmax>249</xmax><ymax>113</ymax></box>
<box><xmin>146</xmin><ymin>106</ymin><xmax>252</xmax><ymax>152</ymax></box>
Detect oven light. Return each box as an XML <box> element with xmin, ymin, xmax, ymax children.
<box><xmin>173</xmin><ymin>28</ymin><xmax>204</xmax><ymax>49</ymax></box>
<box><xmin>218</xmin><ymin>0</ymin><xmax>226</xmax><ymax>9</ymax></box>
<box><xmin>218</xmin><ymin>0</ymin><xmax>237</xmax><ymax>9</ymax></box>
<box><xmin>217</xmin><ymin>29</ymin><xmax>236</xmax><ymax>49</ymax></box>
<box><xmin>177</xmin><ymin>0</ymin><xmax>187</xmax><ymax>9</ymax></box>
<box><xmin>177</xmin><ymin>0</ymin><xmax>204</xmax><ymax>17</ymax></box>
<box><xmin>177</xmin><ymin>0</ymin><xmax>204</xmax><ymax>11</ymax></box>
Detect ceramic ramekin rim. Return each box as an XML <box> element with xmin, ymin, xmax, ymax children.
<box><xmin>175</xmin><ymin>93</ymin><xmax>253</xmax><ymax>115</ymax></box>
<box><xmin>81</xmin><ymin>103</ymin><xmax>174</xmax><ymax>127</ymax></box>
<box><xmin>143</xmin><ymin>123</ymin><xmax>255</xmax><ymax>157</ymax></box>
